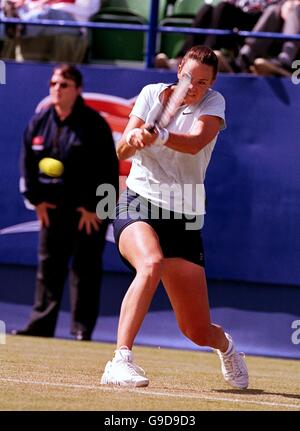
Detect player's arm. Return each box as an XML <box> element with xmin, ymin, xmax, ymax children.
<box><xmin>116</xmin><ymin>116</ymin><xmax>150</xmax><ymax>161</ymax></box>
<box><xmin>164</xmin><ymin>115</ymin><xmax>222</xmax><ymax>155</ymax></box>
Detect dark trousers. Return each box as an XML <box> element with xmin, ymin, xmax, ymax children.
<box><xmin>180</xmin><ymin>3</ymin><xmax>261</xmax><ymax>56</ymax></box>
<box><xmin>242</xmin><ymin>4</ymin><xmax>300</xmax><ymax>63</ymax></box>
<box><xmin>26</xmin><ymin>206</ymin><xmax>107</xmax><ymax>338</ymax></box>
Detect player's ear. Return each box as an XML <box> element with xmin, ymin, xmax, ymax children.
<box><xmin>177</xmin><ymin>61</ymin><xmax>183</xmax><ymax>77</ymax></box>
<box><xmin>177</xmin><ymin>69</ymin><xmax>181</xmax><ymax>82</ymax></box>
<box><xmin>210</xmin><ymin>78</ymin><xmax>216</xmax><ymax>87</ymax></box>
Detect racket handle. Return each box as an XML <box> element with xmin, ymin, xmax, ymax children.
<box><xmin>146</xmin><ymin>123</ymin><xmax>157</xmax><ymax>133</ymax></box>
<box><xmin>145</xmin><ymin>124</ymin><xmax>169</xmax><ymax>145</ymax></box>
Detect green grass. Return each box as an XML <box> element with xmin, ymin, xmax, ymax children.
<box><xmin>0</xmin><ymin>335</ymin><xmax>300</xmax><ymax>411</ymax></box>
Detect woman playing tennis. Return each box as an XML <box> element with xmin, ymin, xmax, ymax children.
<box><xmin>101</xmin><ymin>45</ymin><xmax>248</xmax><ymax>389</ymax></box>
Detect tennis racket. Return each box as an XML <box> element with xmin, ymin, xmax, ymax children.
<box><xmin>148</xmin><ymin>72</ymin><xmax>191</xmax><ymax>132</ymax></box>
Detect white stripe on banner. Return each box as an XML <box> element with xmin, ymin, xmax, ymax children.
<box><xmin>0</xmin><ymin>220</ymin><xmax>40</xmax><ymax>234</ymax></box>
<box><xmin>0</xmin><ymin>221</ymin><xmax>115</xmax><ymax>243</ymax></box>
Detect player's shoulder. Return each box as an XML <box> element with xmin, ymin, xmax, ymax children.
<box><xmin>140</xmin><ymin>82</ymin><xmax>169</xmax><ymax>97</ymax></box>
<box><xmin>142</xmin><ymin>82</ymin><xmax>168</xmax><ymax>91</ymax></box>
<box><xmin>205</xmin><ymin>88</ymin><xmax>225</xmax><ymax>102</ymax></box>
<box><xmin>200</xmin><ymin>88</ymin><xmax>226</xmax><ymax>108</ymax></box>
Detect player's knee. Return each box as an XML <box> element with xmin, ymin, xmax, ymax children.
<box><xmin>137</xmin><ymin>254</ymin><xmax>163</xmax><ymax>279</ymax></box>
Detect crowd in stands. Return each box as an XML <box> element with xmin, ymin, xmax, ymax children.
<box><xmin>0</xmin><ymin>0</ymin><xmax>299</xmax><ymax>76</ymax></box>
<box><xmin>156</xmin><ymin>0</ymin><xmax>300</xmax><ymax>77</ymax></box>
<box><xmin>0</xmin><ymin>0</ymin><xmax>101</xmax><ymax>62</ymax></box>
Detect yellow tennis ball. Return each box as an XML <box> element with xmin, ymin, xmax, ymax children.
<box><xmin>39</xmin><ymin>157</ymin><xmax>64</xmax><ymax>178</ymax></box>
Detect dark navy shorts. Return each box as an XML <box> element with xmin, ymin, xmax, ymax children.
<box><xmin>113</xmin><ymin>189</ymin><xmax>205</xmax><ymax>271</ymax></box>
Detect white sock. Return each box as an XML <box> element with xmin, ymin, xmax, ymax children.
<box><xmin>222</xmin><ymin>333</ymin><xmax>235</xmax><ymax>356</ymax></box>
<box><xmin>113</xmin><ymin>346</ymin><xmax>133</xmax><ymax>362</ymax></box>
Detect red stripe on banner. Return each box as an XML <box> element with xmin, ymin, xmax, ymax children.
<box><xmin>85</xmin><ymin>100</ymin><xmax>132</xmax><ymax>117</ymax></box>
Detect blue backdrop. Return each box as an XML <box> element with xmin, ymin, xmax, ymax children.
<box><xmin>0</xmin><ymin>62</ymin><xmax>300</xmax><ymax>286</ymax></box>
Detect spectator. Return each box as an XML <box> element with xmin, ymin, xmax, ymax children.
<box><xmin>224</xmin><ymin>0</ymin><xmax>300</xmax><ymax>76</ymax></box>
<box><xmin>0</xmin><ymin>1</ymin><xmax>7</xmax><ymax>50</ymax></box>
<box><xmin>51</xmin><ymin>0</ymin><xmax>100</xmax><ymax>22</ymax></box>
<box><xmin>1</xmin><ymin>0</ymin><xmax>101</xmax><ymax>62</ymax></box>
<box><xmin>12</xmin><ymin>64</ymin><xmax>119</xmax><ymax>341</ymax></box>
<box><xmin>155</xmin><ymin>0</ymin><xmax>280</xmax><ymax>70</ymax></box>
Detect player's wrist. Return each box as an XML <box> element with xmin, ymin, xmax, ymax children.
<box><xmin>155</xmin><ymin>127</ymin><xmax>169</xmax><ymax>146</ymax></box>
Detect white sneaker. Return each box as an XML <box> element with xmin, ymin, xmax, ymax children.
<box><xmin>100</xmin><ymin>347</ymin><xmax>149</xmax><ymax>387</ymax></box>
<box><xmin>215</xmin><ymin>333</ymin><xmax>249</xmax><ymax>389</ymax></box>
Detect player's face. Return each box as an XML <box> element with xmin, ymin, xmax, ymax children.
<box><xmin>178</xmin><ymin>59</ymin><xmax>215</xmax><ymax>106</ymax></box>
<box><xmin>49</xmin><ymin>71</ymin><xmax>81</xmax><ymax>110</ymax></box>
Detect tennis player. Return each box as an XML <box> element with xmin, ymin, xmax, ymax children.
<box><xmin>101</xmin><ymin>45</ymin><xmax>249</xmax><ymax>389</ymax></box>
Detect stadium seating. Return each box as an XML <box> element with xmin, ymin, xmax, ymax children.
<box><xmin>89</xmin><ymin>0</ymin><xmax>169</xmax><ymax>62</ymax></box>
<box><xmin>89</xmin><ymin>13</ymin><xmax>146</xmax><ymax>62</ymax></box>
<box><xmin>170</xmin><ymin>0</ymin><xmax>206</xmax><ymax>17</ymax></box>
<box><xmin>98</xmin><ymin>0</ymin><xmax>168</xmax><ymax>22</ymax></box>
<box><xmin>159</xmin><ymin>0</ymin><xmax>220</xmax><ymax>59</ymax></box>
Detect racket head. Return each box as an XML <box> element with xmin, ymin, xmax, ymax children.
<box><xmin>157</xmin><ymin>72</ymin><xmax>191</xmax><ymax>129</ymax></box>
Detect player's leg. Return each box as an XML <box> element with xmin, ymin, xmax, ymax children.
<box><xmin>161</xmin><ymin>258</ymin><xmax>248</xmax><ymax>389</ymax></box>
<box><xmin>161</xmin><ymin>258</ymin><xmax>227</xmax><ymax>349</ymax></box>
<box><xmin>101</xmin><ymin>221</ymin><xmax>163</xmax><ymax>387</ymax></box>
<box><xmin>117</xmin><ymin>221</ymin><xmax>164</xmax><ymax>349</ymax></box>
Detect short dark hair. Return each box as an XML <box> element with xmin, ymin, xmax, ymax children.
<box><xmin>52</xmin><ymin>64</ymin><xmax>83</xmax><ymax>88</ymax></box>
<box><xmin>180</xmin><ymin>45</ymin><xmax>218</xmax><ymax>79</ymax></box>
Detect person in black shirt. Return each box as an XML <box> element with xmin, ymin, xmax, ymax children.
<box><xmin>13</xmin><ymin>64</ymin><xmax>119</xmax><ymax>341</ymax></box>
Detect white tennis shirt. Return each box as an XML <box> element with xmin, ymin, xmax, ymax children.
<box><xmin>126</xmin><ymin>83</ymin><xmax>226</xmax><ymax>216</ymax></box>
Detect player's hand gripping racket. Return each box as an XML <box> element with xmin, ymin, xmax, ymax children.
<box><xmin>147</xmin><ymin>72</ymin><xmax>192</xmax><ymax>133</ymax></box>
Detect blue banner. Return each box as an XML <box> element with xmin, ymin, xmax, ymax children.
<box><xmin>0</xmin><ymin>62</ymin><xmax>300</xmax><ymax>285</ymax></box>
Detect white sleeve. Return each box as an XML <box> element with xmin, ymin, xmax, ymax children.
<box><xmin>129</xmin><ymin>85</ymin><xmax>155</xmax><ymax>122</ymax></box>
<box><xmin>199</xmin><ymin>91</ymin><xmax>226</xmax><ymax>130</ymax></box>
